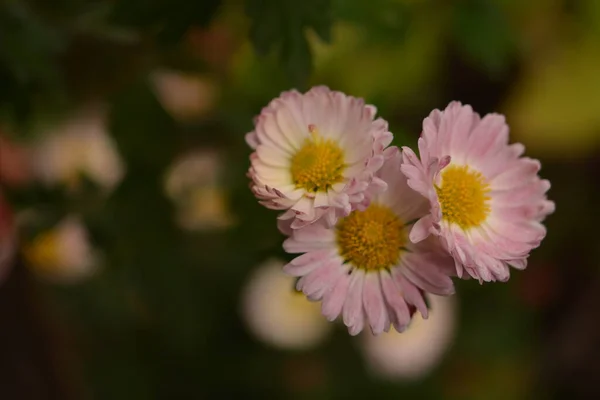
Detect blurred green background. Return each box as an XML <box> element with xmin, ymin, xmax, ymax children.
<box><xmin>0</xmin><ymin>0</ymin><xmax>597</xmax><ymax>399</ymax></box>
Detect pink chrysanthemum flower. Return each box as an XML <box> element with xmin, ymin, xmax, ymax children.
<box><xmin>281</xmin><ymin>148</ymin><xmax>455</xmax><ymax>336</ymax></box>
<box><xmin>401</xmin><ymin>102</ymin><xmax>555</xmax><ymax>282</ymax></box>
<box><xmin>246</xmin><ymin>86</ymin><xmax>392</xmax><ymax>228</ymax></box>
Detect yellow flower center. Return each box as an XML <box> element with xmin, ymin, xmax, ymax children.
<box><xmin>290</xmin><ymin>126</ymin><xmax>345</xmax><ymax>192</ymax></box>
<box><xmin>23</xmin><ymin>231</ymin><xmax>61</xmax><ymax>274</ymax></box>
<box><xmin>435</xmin><ymin>164</ymin><xmax>491</xmax><ymax>230</ymax></box>
<box><xmin>336</xmin><ymin>204</ymin><xmax>405</xmax><ymax>270</ymax></box>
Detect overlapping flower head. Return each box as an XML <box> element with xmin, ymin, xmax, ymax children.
<box><xmin>401</xmin><ymin>102</ymin><xmax>555</xmax><ymax>282</ymax></box>
<box><xmin>246</xmin><ymin>86</ymin><xmax>392</xmax><ymax>228</ymax></box>
<box><xmin>246</xmin><ymin>89</ymin><xmax>554</xmax><ymax>336</ymax></box>
<box><xmin>280</xmin><ymin>149</ymin><xmax>455</xmax><ymax>335</ymax></box>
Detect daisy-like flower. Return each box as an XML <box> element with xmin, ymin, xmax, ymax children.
<box><xmin>22</xmin><ymin>216</ymin><xmax>97</xmax><ymax>284</ymax></box>
<box><xmin>164</xmin><ymin>150</ymin><xmax>235</xmax><ymax>231</ymax></box>
<box><xmin>32</xmin><ymin>106</ymin><xmax>125</xmax><ymax>193</ymax></box>
<box><xmin>241</xmin><ymin>258</ymin><xmax>332</xmax><ymax>350</ymax></box>
<box><xmin>151</xmin><ymin>69</ymin><xmax>218</xmax><ymax>121</ymax></box>
<box><xmin>246</xmin><ymin>86</ymin><xmax>392</xmax><ymax>228</ymax></box>
<box><xmin>361</xmin><ymin>294</ymin><xmax>456</xmax><ymax>380</ymax></box>
<box><xmin>401</xmin><ymin>102</ymin><xmax>555</xmax><ymax>282</ymax></box>
<box><xmin>281</xmin><ymin>148</ymin><xmax>455</xmax><ymax>335</ymax></box>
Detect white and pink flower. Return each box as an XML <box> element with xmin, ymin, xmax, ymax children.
<box><xmin>281</xmin><ymin>148</ymin><xmax>455</xmax><ymax>335</ymax></box>
<box><xmin>361</xmin><ymin>294</ymin><xmax>456</xmax><ymax>380</ymax></box>
<box><xmin>241</xmin><ymin>258</ymin><xmax>332</xmax><ymax>349</ymax></box>
<box><xmin>401</xmin><ymin>102</ymin><xmax>555</xmax><ymax>282</ymax></box>
<box><xmin>32</xmin><ymin>106</ymin><xmax>125</xmax><ymax>194</ymax></box>
<box><xmin>246</xmin><ymin>86</ymin><xmax>392</xmax><ymax>228</ymax></box>
<box><xmin>23</xmin><ymin>215</ymin><xmax>97</xmax><ymax>284</ymax></box>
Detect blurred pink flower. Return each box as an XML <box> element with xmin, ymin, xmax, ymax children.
<box><xmin>164</xmin><ymin>150</ymin><xmax>235</xmax><ymax>231</ymax></box>
<box><xmin>247</xmin><ymin>86</ymin><xmax>392</xmax><ymax>228</ymax></box>
<box><xmin>241</xmin><ymin>259</ymin><xmax>332</xmax><ymax>350</ymax></box>
<box><xmin>281</xmin><ymin>149</ymin><xmax>455</xmax><ymax>336</ymax></box>
<box><xmin>401</xmin><ymin>102</ymin><xmax>555</xmax><ymax>282</ymax></box>
<box><xmin>151</xmin><ymin>70</ymin><xmax>218</xmax><ymax>121</ymax></box>
<box><xmin>187</xmin><ymin>24</ymin><xmax>238</xmax><ymax>70</ymax></box>
<box><xmin>23</xmin><ymin>215</ymin><xmax>97</xmax><ymax>284</ymax></box>
<box><xmin>31</xmin><ymin>107</ymin><xmax>125</xmax><ymax>193</ymax></box>
<box><xmin>0</xmin><ymin>134</ymin><xmax>32</xmax><ymax>187</ymax></box>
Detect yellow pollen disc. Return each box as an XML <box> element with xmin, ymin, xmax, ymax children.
<box><xmin>336</xmin><ymin>204</ymin><xmax>405</xmax><ymax>270</ymax></box>
<box><xmin>435</xmin><ymin>164</ymin><xmax>491</xmax><ymax>230</ymax></box>
<box><xmin>23</xmin><ymin>231</ymin><xmax>62</xmax><ymax>274</ymax></box>
<box><xmin>290</xmin><ymin>127</ymin><xmax>345</xmax><ymax>192</ymax></box>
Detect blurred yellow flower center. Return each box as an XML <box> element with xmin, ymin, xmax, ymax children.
<box><xmin>187</xmin><ymin>186</ymin><xmax>233</xmax><ymax>227</ymax></box>
<box><xmin>435</xmin><ymin>164</ymin><xmax>491</xmax><ymax>229</ymax></box>
<box><xmin>290</xmin><ymin>126</ymin><xmax>345</xmax><ymax>192</ymax></box>
<box><xmin>336</xmin><ymin>204</ymin><xmax>405</xmax><ymax>270</ymax></box>
<box><xmin>23</xmin><ymin>231</ymin><xmax>61</xmax><ymax>274</ymax></box>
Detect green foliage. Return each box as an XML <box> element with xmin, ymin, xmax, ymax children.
<box><xmin>333</xmin><ymin>0</ymin><xmax>411</xmax><ymax>43</ymax></box>
<box><xmin>0</xmin><ymin>1</ymin><xmax>66</xmax><ymax>125</ymax></box>
<box><xmin>109</xmin><ymin>0</ymin><xmax>222</xmax><ymax>44</ymax></box>
<box><xmin>245</xmin><ymin>0</ymin><xmax>333</xmax><ymax>88</ymax></box>
<box><xmin>452</xmin><ymin>0</ymin><xmax>517</xmax><ymax>77</ymax></box>
<box><xmin>109</xmin><ymin>80</ymin><xmax>178</xmax><ymax>170</ymax></box>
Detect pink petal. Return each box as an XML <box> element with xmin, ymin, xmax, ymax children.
<box><xmin>380</xmin><ymin>270</ymin><xmax>411</xmax><ymax>332</ymax></box>
<box><xmin>321</xmin><ymin>266</ymin><xmax>352</xmax><ymax>321</ymax></box>
<box><xmin>362</xmin><ymin>272</ymin><xmax>390</xmax><ymax>335</ymax></box>
<box><xmin>401</xmin><ymin>252</ymin><xmax>455</xmax><ymax>295</ymax></box>
<box><xmin>299</xmin><ymin>260</ymin><xmax>346</xmax><ymax>301</ymax></box>
<box><xmin>393</xmin><ymin>271</ymin><xmax>429</xmax><ymax>319</ymax></box>
<box><xmin>283</xmin><ymin>249</ymin><xmax>336</xmax><ymax>277</ymax></box>
<box><xmin>342</xmin><ymin>269</ymin><xmax>366</xmax><ymax>336</ymax></box>
<box><xmin>409</xmin><ymin>215</ymin><xmax>434</xmax><ymax>243</ymax></box>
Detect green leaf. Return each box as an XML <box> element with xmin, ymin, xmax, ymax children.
<box><xmin>109</xmin><ymin>0</ymin><xmax>222</xmax><ymax>44</ymax></box>
<box><xmin>452</xmin><ymin>0</ymin><xmax>518</xmax><ymax>77</ymax></box>
<box><xmin>245</xmin><ymin>0</ymin><xmax>333</xmax><ymax>88</ymax></box>
<box><xmin>108</xmin><ymin>79</ymin><xmax>178</xmax><ymax>170</ymax></box>
<box><xmin>332</xmin><ymin>0</ymin><xmax>411</xmax><ymax>44</ymax></box>
<box><xmin>0</xmin><ymin>1</ymin><xmax>66</xmax><ymax>125</ymax></box>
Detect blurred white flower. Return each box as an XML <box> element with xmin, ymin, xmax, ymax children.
<box><xmin>0</xmin><ymin>193</ymin><xmax>16</xmax><ymax>283</ymax></box>
<box><xmin>164</xmin><ymin>150</ymin><xmax>234</xmax><ymax>231</ymax></box>
<box><xmin>32</xmin><ymin>107</ymin><xmax>125</xmax><ymax>193</ymax></box>
<box><xmin>241</xmin><ymin>259</ymin><xmax>332</xmax><ymax>350</ymax></box>
<box><xmin>23</xmin><ymin>216</ymin><xmax>97</xmax><ymax>284</ymax></box>
<box><xmin>360</xmin><ymin>294</ymin><xmax>457</xmax><ymax>380</ymax></box>
<box><xmin>151</xmin><ymin>69</ymin><xmax>218</xmax><ymax>120</ymax></box>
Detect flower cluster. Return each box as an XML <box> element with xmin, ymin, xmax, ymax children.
<box><xmin>246</xmin><ymin>86</ymin><xmax>554</xmax><ymax>336</ymax></box>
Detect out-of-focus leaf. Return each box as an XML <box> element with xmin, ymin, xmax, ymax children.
<box><xmin>69</xmin><ymin>3</ymin><xmax>141</xmax><ymax>43</ymax></box>
<box><xmin>0</xmin><ymin>1</ymin><xmax>66</xmax><ymax>125</ymax></box>
<box><xmin>108</xmin><ymin>79</ymin><xmax>178</xmax><ymax>170</ymax></box>
<box><xmin>452</xmin><ymin>0</ymin><xmax>517</xmax><ymax>77</ymax></box>
<box><xmin>333</xmin><ymin>0</ymin><xmax>411</xmax><ymax>43</ymax></box>
<box><xmin>578</xmin><ymin>0</ymin><xmax>600</xmax><ymax>38</ymax></box>
<box><xmin>245</xmin><ymin>0</ymin><xmax>332</xmax><ymax>88</ymax></box>
<box><xmin>109</xmin><ymin>0</ymin><xmax>221</xmax><ymax>44</ymax></box>
<box><xmin>504</xmin><ymin>33</ymin><xmax>600</xmax><ymax>158</ymax></box>
<box><xmin>311</xmin><ymin>13</ymin><xmax>444</xmax><ymax>115</ymax></box>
